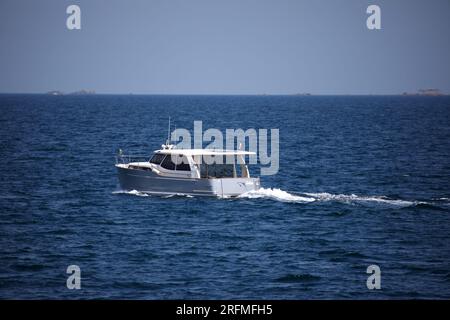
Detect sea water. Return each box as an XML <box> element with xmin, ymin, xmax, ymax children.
<box><xmin>0</xmin><ymin>94</ymin><xmax>449</xmax><ymax>299</ymax></box>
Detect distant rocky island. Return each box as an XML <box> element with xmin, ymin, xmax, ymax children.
<box><xmin>46</xmin><ymin>90</ymin><xmax>96</xmax><ymax>96</ymax></box>
<box><xmin>402</xmin><ymin>89</ymin><xmax>445</xmax><ymax>96</ymax></box>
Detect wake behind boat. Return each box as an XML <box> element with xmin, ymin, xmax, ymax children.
<box><xmin>115</xmin><ymin>144</ymin><xmax>261</xmax><ymax>198</ymax></box>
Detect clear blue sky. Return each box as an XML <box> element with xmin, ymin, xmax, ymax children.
<box><xmin>0</xmin><ymin>0</ymin><xmax>449</xmax><ymax>94</ymax></box>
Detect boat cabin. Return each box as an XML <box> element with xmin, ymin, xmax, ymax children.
<box><xmin>127</xmin><ymin>149</ymin><xmax>255</xmax><ymax>180</ymax></box>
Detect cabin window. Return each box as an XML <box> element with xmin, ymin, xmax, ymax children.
<box><xmin>199</xmin><ymin>155</ymin><xmax>237</xmax><ymax>178</ymax></box>
<box><xmin>200</xmin><ymin>163</ymin><xmax>235</xmax><ymax>178</ymax></box>
<box><xmin>150</xmin><ymin>153</ymin><xmax>165</xmax><ymax>165</ymax></box>
<box><xmin>157</xmin><ymin>154</ymin><xmax>191</xmax><ymax>171</ymax></box>
<box><xmin>175</xmin><ymin>155</ymin><xmax>191</xmax><ymax>171</ymax></box>
<box><xmin>128</xmin><ymin>165</ymin><xmax>152</xmax><ymax>171</ymax></box>
<box><xmin>160</xmin><ymin>155</ymin><xmax>176</xmax><ymax>170</ymax></box>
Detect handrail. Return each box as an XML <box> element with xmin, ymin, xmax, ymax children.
<box><xmin>115</xmin><ymin>154</ymin><xmax>151</xmax><ymax>164</ymax></box>
<box><xmin>115</xmin><ymin>153</ymin><xmax>265</xmax><ymax>165</ymax></box>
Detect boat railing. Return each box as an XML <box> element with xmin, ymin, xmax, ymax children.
<box><xmin>115</xmin><ymin>154</ymin><xmax>151</xmax><ymax>165</ymax></box>
<box><xmin>115</xmin><ymin>153</ymin><xmax>263</xmax><ymax>165</ymax></box>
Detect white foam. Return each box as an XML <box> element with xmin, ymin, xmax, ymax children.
<box><xmin>239</xmin><ymin>188</ymin><xmax>316</xmax><ymax>203</ymax></box>
<box><xmin>112</xmin><ymin>190</ymin><xmax>149</xmax><ymax>197</ymax></box>
<box><xmin>163</xmin><ymin>193</ymin><xmax>194</xmax><ymax>198</ymax></box>
<box><xmin>113</xmin><ymin>190</ymin><xmax>194</xmax><ymax>198</ymax></box>
<box><xmin>113</xmin><ymin>188</ymin><xmax>422</xmax><ymax>207</ymax></box>
<box><xmin>239</xmin><ymin>188</ymin><xmax>419</xmax><ymax>206</ymax></box>
<box><xmin>304</xmin><ymin>192</ymin><xmax>415</xmax><ymax>206</ymax></box>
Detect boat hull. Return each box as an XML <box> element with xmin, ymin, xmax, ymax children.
<box><xmin>116</xmin><ymin>165</ymin><xmax>260</xmax><ymax>197</ymax></box>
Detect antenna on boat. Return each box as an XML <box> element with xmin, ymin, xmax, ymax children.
<box><xmin>162</xmin><ymin>117</ymin><xmax>175</xmax><ymax>150</ymax></box>
<box><xmin>166</xmin><ymin>116</ymin><xmax>171</xmax><ymax>145</ymax></box>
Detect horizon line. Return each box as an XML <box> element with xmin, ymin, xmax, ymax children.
<box><xmin>0</xmin><ymin>92</ymin><xmax>449</xmax><ymax>96</ymax></box>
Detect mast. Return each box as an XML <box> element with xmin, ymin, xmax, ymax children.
<box><xmin>166</xmin><ymin>116</ymin><xmax>171</xmax><ymax>145</ymax></box>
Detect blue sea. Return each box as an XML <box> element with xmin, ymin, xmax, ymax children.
<box><xmin>0</xmin><ymin>94</ymin><xmax>449</xmax><ymax>299</ymax></box>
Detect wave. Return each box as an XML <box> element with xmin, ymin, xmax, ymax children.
<box><xmin>114</xmin><ymin>188</ymin><xmax>447</xmax><ymax>208</ymax></box>
<box><xmin>303</xmin><ymin>192</ymin><xmax>418</xmax><ymax>207</ymax></box>
<box><xmin>239</xmin><ymin>188</ymin><xmax>424</xmax><ymax>207</ymax></box>
<box><xmin>112</xmin><ymin>190</ymin><xmax>149</xmax><ymax>197</ymax></box>
<box><xmin>163</xmin><ymin>193</ymin><xmax>194</xmax><ymax>198</ymax></box>
<box><xmin>112</xmin><ymin>190</ymin><xmax>193</xmax><ymax>198</ymax></box>
<box><xmin>238</xmin><ymin>188</ymin><xmax>316</xmax><ymax>203</ymax></box>
<box><xmin>275</xmin><ymin>273</ymin><xmax>321</xmax><ymax>283</ymax></box>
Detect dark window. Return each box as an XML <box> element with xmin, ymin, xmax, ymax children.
<box><xmin>213</xmin><ymin>164</ymin><xmax>234</xmax><ymax>178</ymax></box>
<box><xmin>129</xmin><ymin>165</ymin><xmax>152</xmax><ymax>171</ymax></box>
<box><xmin>199</xmin><ymin>155</ymin><xmax>236</xmax><ymax>178</ymax></box>
<box><xmin>175</xmin><ymin>155</ymin><xmax>191</xmax><ymax>171</ymax></box>
<box><xmin>160</xmin><ymin>155</ymin><xmax>175</xmax><ymax>170</ymax></box>
<box><xmin>150</xmin><ymin>153</ymin><xmax>165</xmax><ymax>165</ymax></box>
<box><xmin>200</xmin><ymin>163</ymin><xmax>235</xmax><ymax>178</ymax></box>
<box><xmin>200</xmin><ymin>163</ymin><xmax>208</xmax><ymax>178</ymax></box>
